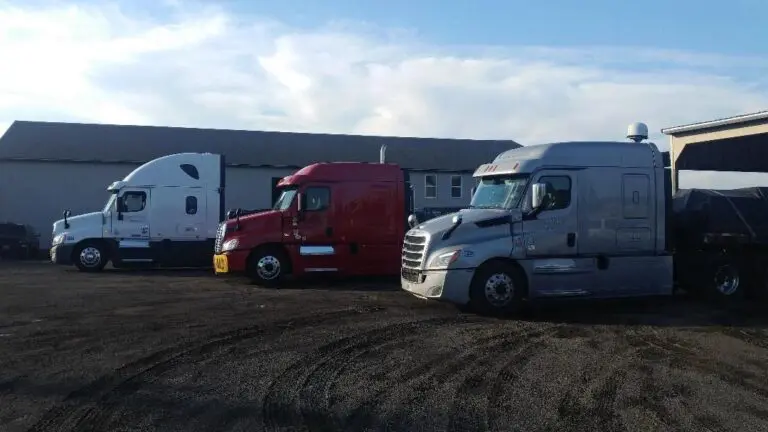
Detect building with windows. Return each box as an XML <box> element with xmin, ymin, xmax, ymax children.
<box><xmin>0</xmin><ymin>121</ymin><xmax>520</xmax><ymax>245</ymax></box>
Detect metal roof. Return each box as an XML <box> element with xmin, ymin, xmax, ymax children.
<box><xmin>0</xmin><ymin>121</ymin><xmax>521</xmax><ymax>172</ymax></box>
<box><xmin>661</xmin><ymin>110</ymin><xmax>768</xmax><ymax>136</ymax></box>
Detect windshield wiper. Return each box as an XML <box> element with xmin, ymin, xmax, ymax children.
<box><xmin>469</xmin><ymin>205</ymin><xmax>501</xmax><ymax>209</ymax></box>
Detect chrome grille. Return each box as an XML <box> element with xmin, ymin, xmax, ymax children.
<box><xmin>214</xmin><ymin>223</ymin><xmax>226</xmax><ymax>253</ymax></box>
<box><xmin>402</xmin><ymin>231</ymin><xmax>428</xmax><ymax>269</ymax></box>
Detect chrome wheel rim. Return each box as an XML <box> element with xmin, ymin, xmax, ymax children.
<box><xmin>714</xmin><ymin>265</ymin><xmax>740</xmax><ymax>296</ymax></box>
<box><xmin>257</xmin><ymin>255</ymin><xmax>281</xmax><ymax>280</ymax></box>
<box><xmin>79</xmin><ymin>247</ymin><xmax>101</xmax><ymax>268</ymax></box>
<box><xmin>484</xmin><ymin>273</ymin><xmax>514</xmax><ymax>307</ymax></box>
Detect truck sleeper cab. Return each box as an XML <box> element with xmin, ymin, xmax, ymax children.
<box><xmin>50</xmin><ymin>153</ymin><xmax>225</xmax><ymax>271</ymax></box>
<box><xmin>401</xmin><ymin>139</ymin><xmax>675</xmax><ymax>313</ymax></box>
<box><xmin>213</xmin><ymin>162</ymin><xmax>414</xmax><ymax>285</ymax></box>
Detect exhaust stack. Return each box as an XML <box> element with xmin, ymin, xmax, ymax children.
<box><xmin>380</xmin><ymin>144</ymin><xmax>387</xmax><ymax>163</ymax></box>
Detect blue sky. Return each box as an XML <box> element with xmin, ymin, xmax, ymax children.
<box><xmin>1</xmin><ymin>0</ymin><xmax>767</xmax><ymax>187</ymax></box>
<box><xmin>224</xmin><ymin>0</ymin><xmax>765</xmax><ymax>56</ymax></box>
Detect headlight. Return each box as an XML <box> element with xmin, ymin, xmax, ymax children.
<box><xmin>221</xmin><ymin>238</ymin><xmax>239</xmax><ymax>252</ymax></box>
<box><xmin>428</xmin><ymin>249</ymin><xmax>461</xmax><ymax>269</ymax></box>
<box><xmin>52</xmin><ymin>233</ymin><xmax>66</xmax><ymax>245</ymax></box>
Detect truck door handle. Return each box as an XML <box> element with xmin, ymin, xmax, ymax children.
<box><xmin>567</xmin><ymin>232</ymin><xmax>576</xmax><ymax>247</ymax></box>
<box><xmin>325</xmin><ymin>227</ymin><xmax>333</xmax><ymax>237</ymax></box>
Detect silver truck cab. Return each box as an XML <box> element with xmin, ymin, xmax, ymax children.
<box><xmin>401</xmin><ymin>133</ymin><xmax>674</xmax><ymax>313</ymax></box>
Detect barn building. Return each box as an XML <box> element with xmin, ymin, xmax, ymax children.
<box><xmin>0</xmin><ymin>121</ymin><xmax>520</xmax><ymax>245</ymax></box>
<box><xmin>662</xmin><ymin>110</ymin><xmax>768</xmax><ymax>191</ymax></box>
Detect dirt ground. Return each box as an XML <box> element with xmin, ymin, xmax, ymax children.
<box><xmin>0</xmin><ymin>261</ymin><xmax>767</xmax><ymax>432</ymax></box>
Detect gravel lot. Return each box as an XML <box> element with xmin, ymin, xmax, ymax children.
<box><xmin>1</xmin><ymin>261</ymin><xmax>767</xmax><ymax>432</ymax></box>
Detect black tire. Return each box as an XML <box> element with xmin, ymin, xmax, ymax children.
<box><xmin>468</xmin><ymin>260</ymin><xmax>527</xmax><ymax>315</ymax></box>
<box><xmin>73</xmin><ymin>241</ymin><xmax>108</xmax><ymax>272</ymax></box>
<box><xmin>704</xmin><ymin>260</ymin><xmax>745</xmax><ymax>303</ymax></box>
<box><xmin>246</xmin><ymin>247</ymin><xmax>288</xmax><ymax>287</ymax></box>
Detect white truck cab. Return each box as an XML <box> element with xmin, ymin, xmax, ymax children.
<box><xmin>50</xmin><ymin>152</ymin><xmax>225</xmax><ymax>271</ymax></box>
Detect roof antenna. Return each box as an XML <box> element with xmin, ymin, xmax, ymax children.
<box><xmin>627</xmin><ymin>122</ymin><xmax>649</xmax><ymax>143</ymax></box>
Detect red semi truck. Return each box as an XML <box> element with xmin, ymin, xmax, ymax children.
<box><xmin>213</xmin><ymin>160</ymin><xmax>456</xmax><ymax>285</ymax></box>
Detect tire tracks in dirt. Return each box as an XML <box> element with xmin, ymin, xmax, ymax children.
<box><xmin>445</xmin><ymin>325</ymin><xmax>563</xmax><ymax>431</ymax></box>
<box><xmin>259</xmin><ymin>318</ymin><xmax>568</xmax><ymax>432</ymax></box>
<box><xmin>26</xmin><ymin>306</ymin><xmax>386</xmax><ymax>432</ymax></box>
<box><xmin>625</xmin><ymin>330</ymin><xmax>768</xmax><ymax>431</ymax></box>
<box><xmin>260</xmin><ymin>315</ymin><xmax>466</xmax><ymax>431</ymax></box>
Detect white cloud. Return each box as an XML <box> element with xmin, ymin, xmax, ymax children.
<box><xmin>1</xmin><ymin>1</ymin><xmax>767</xmax><ymax>188</ymax></box>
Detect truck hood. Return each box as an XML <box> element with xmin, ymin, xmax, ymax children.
<box><xmin>233</xmin><ymin>209</ymin><xmax>284</xmax><ymax>237</ymax></box>
<box><xmin>52</xmin><ymin>212</ymin><xmax>103</xmax><ymax>236</ymax></box>
<box><xmin>413</xmin><ymin>208</ymin><xmax>516</xmax><ymax>232</ymax></box>
<box><xmin>410</xmin><ymin>208</ymin><xmax>522</xmax><ymax>247</ymax></box>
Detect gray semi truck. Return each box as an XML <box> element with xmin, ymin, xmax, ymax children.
<box><xmin>401</xmin><ymin>123</ymin><xmax>768</xmax><ymax>313</ymax></box>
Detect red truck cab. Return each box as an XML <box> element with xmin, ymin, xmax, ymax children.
<box><xmin>212</xmin><ymin>162</ymin><xmax>413</xmax><ymax>285</ymax></box>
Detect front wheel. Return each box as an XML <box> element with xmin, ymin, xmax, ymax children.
<box><xmin>73</xmin><ymin>242</ymin><xmax>108</xmax><ymax>272</ymax></box>
<box><xmin>247</xmin><ymin>248</ymin><xmax>287</xmax><ymax>287</ymax></box>
<box><xmin>469</xmin><ymin>261</ymin><xmax>527</xmax><ymax>315</ymax></box>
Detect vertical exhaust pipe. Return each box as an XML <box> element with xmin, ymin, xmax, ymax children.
<box><xmin>380</xmin><ymin>144</ymin><xmax>387</xmax><ymax>163</ymax></box>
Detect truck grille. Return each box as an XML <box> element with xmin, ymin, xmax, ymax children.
<box><xmin>402</xmin><ymin>231</ymin><xmax>428</xmax><ymax>269</ymax></box>
<box><xmin>214</xmin><ymin>223</ymin><xmax>226</xmax><ymax>253</ymax></box>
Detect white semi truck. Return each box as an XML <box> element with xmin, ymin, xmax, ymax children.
<box><xmin>50</xmin><ymin>153</ymin><xmax>228</xmax><ymax>271</ymax></box>
<box><xmin>401</xmin><ymin>123</ymin><xmax>768</xmax><ymax>313</ymax></box>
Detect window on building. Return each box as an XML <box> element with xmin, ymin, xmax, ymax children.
<box><xmin>120</xmin><ymin>191</ymin><xmax>146</xmax><ymax>213</ymax></box>
<box><xmin>186</xmin><ymin>196</ymin><xmax>198</xmax><ymax>215</ymax></box>
<box><xmin>304</xmin><ymin>187</ymin><xmax>331</xmax><ymax>211</ymax></box>
<box><xmin>425</xmin><ymin>174</ymin><xmax>437</xmax><ymax>199</ymax></box>
<box><xmin>450</xmin><ymin>175</ymin><xmax>463</xmax><ymax>198</ymax></box>
<box><xmin>538</xmin><ymin>175</ymin><xmax>572</xmax><ymax>211</ymax></box>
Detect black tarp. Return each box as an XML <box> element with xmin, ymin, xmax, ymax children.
<box><xmin>0</xmin><ymin>223</ymin><xmax>26</xmax><ymax>239</ymax></box>
<box><xmin>672</xmin><ymin>187</ymin><xmax>768</xmax><ymax>245</ymax></box>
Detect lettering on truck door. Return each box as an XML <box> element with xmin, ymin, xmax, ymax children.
<box><xmin>523</xmin><ymin>171</ymin><xmax>592</xmax><ymax>296</ymax></box>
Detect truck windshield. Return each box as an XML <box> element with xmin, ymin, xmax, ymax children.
<box><xmin>470</xmin><ymin>175</ymin><xmax>529</xmax><ymax>209</ymax></box>
<box><xmin>273</xmin><ymin>187</ymin><xmax>298</xmax><ymax>211</ymax></box>
<box><xmin>103</xmin><ymin>194</ymin><xmax>116</xmax><ymax>212</ymax></box>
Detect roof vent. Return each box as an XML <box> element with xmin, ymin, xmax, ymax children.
<box><xmin>627</xmin><ymin>122</ymin><xmax>649</xmax><ymax>143</ymax></box>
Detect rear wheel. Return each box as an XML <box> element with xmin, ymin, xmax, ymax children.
<box><xmin>469</xmin><ymin>260</ymin><xmax>527</xmax><ymax>315</ymax></box>
<box><xmin>700</xmin><ymin>258</ymin><xmax>745</xmax><ymax>303</ymax></box>
<box><xmin>247</xmin><ymin>247</ymin><xmax>288</xmax><ymax>287</ymax></box>
<box><xmin>73</xmin><ymin>242</ymin><xmax>108</xmax><ymax>272</ymax></box>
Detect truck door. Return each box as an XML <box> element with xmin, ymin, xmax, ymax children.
<box><xmin>296</xmin><ymin>184</ymin><xmax>340</xmax><ymax>272</ymax></box>
<box><xmin>112</xmin><ymin>188</ymin><xmax>151</xmax><ymax>262</ymax></box>
<box><xmin>523</xmin><ymin>170</ymin><xmax>592</xmax><ymax>296</ymax></box>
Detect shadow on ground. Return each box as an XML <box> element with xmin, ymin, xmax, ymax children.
<box><xmin>515</xmin><ymin>295</ymin><xmax>768</xmax><ymax>328</ymax></box>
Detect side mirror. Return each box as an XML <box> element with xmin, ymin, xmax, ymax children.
<box><xmin>470</xmin><ymin>186</ymin><xmax>477</xmax><ymax>197</ymax></box>
<box><xmin>531</xmin><ymin>183</ymin><xmax>546</xmax><ymax>210</ymax></box>
<box><xmin>296</xmin><ymin>192</ymin><xmax>304</xmax><ymax>212</ymax></box>
<box><xmin>63</xmin><ymin>210</ymin><xmax>71</xmax><ymax>229</ymax></box>
<box><xmin>116</xmin><ymin>196</ymin><xmax>125</xmax><ymax>220</ymax></box>
<box><xmin>407</xmin><ymin>214</ymin><xmax>418</xmax><ymax>228</ymax></box>
<box><xmin>296</xmin><ymin>192</ymin><xmax>305</xmax><ymax>220</ymax></box>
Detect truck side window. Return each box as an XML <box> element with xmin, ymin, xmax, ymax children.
<box><xmin>179</xmin><ymin>164</ymin><xmax>200</xmax><ymax>180</ymax></box>
<box><xmin>186</xmin><ymin>196</ymin><xmax>198</xmax><ymax>215</ymax></box>
<box><xmin>538</xmin><ymin>176</ymin><xmax>571</xmax><ymax>211</ymax></box>
<box><xmin>121</xmin><ymin>191</ymin><xmax>146</xmax><ymax>213</ymax></box>
<box><xmin>305</xmin><ymin>187</ymin><xmax>330</xmax><ymax>211</ymax></box>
